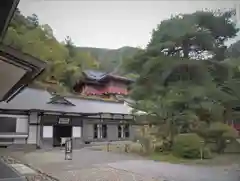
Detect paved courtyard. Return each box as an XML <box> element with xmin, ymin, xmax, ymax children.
<box><xmin>0</xmin><ymin>160</ymin><xmax>26</xmax><ymax>181</ymax></box>
<box><xmin>5</xmin><ymin>148</ymin><xmax>240</xmax><ymax>181</ymax></box>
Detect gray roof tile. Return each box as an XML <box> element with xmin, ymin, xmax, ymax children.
<box><xmin>0</xmin><ymin>88</ymin><xmax>131</xmax><ymax>114</ymax></box>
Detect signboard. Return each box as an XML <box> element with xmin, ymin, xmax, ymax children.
<box><xmin>58</xmin><ymin>118</ymin><xmax>70</xmax><ymax>124</ymax></box>
<box><xmin>65</xmin><ymin>138</ymin><xmax>72</xmax><ymax>160</ymax></box>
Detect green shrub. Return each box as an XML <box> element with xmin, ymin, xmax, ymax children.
<box><xmin>154</xmin><ymin>144</ymin><xmax>164</xmax><ymax>152</ymax></box>
<box><xmin>203</xmin><ymin>147</ymin><xmax>212</xmax><ymax>159</ymax></box>
<box><xmin>206</xmin><ymin>122</ymin><xmax>238</xmax><ymax>153</ymax></box>
<box><xmin>172</xmin><ymin>133</ymin><xmax>204</xmax><ymax>159</ymax></box>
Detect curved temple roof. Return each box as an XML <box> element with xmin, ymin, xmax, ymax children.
<box><xmin>0</xmin><ymin>88</ymin><xmax>132</xmax><ymax>115</ymax></box>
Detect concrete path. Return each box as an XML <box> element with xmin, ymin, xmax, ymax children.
<box><xmin>0</xmin><ymin>160</ymin><xmax>26</xmax><ymax>181</ymax></box>
<box><xmin>107</xmin><ymin>160</ymin><xmax>240</xmax><ymax>181</ymax></box>
<box><xmin>8</xmin><ymin>148</ymin><xmax>240</xmax><ymax>181</ymax></box>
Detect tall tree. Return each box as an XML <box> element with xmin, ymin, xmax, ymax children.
<box><xmin>127</xmin><ymin>9</ymin><xmax>239</xmax><ymax>148</ymax></box>
<box><xmin>26</xmin><ymin>14</ymin><xmax>39</xmax><ymax>28</ymax></box>
<box><xmin>148</xmin><ymin>9</ymin><xmax>238</xmax><ymax>61</ymax></box>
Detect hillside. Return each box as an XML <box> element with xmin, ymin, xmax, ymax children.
<box><xmin>3</xmin><ymin>9</ymin><xmax>139</xmax><ymax>92</ymax></box>
<box><xmin>76</xmin><ymin>46</ymin><xmax>140</xmax><ymax>73</ymax></box>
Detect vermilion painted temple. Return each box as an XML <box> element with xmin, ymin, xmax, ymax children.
<box><xmin>73</xmin><ymin>70</ymin><xmax>134</xmax><ymax>99</ymax></box>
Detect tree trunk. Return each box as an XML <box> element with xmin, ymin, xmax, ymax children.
<box><xmin>182</xmin><ymin>41</ymin><xmax>189</xmax><ymax>59</ymax></box>
<box><xmin>223</xmin><ymin>104</ymin><xmax>232</xmax><ymax>124</ymax></box>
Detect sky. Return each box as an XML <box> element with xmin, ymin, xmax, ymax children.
<box><xmin>18</xmin><ymin>1</ymin><xmax>238</xmax><ymax>49</ymax></box>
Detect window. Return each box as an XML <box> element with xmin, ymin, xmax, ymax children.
<box><xmin>93</xmin><ymin>124</ymin><xmax>108</xmax><ymax>139</ymax></box>
<box><xmin>118</xmin><ymin>125</ymin><xmax>122</xmax><ymax>138</ymax></box>
<box><xmin>93</xmin><ymin>124</ymin><xmax>98</xmax><ymax>139</ymax></box>
<box><xmin>0</xmin><ymin>117</ymin><xmax>16</xmax><ymax>133</ymax></box>
<box><xmin>124</xmin><ymin>124</ymin><xmax>130</xmax><ymax>138</ymax></box>
<box><xmin>102</xmin><ymin>124</ymin><xmax>107</xmax><ymax>138</ymax></box>
<box><xmin>118</xmin><ymin>124</ymin><xmax>130</xmax><ymax>138</ymax></box>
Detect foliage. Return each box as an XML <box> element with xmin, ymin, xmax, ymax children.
<box><xmin>227</xmin><ymin>40</ymin><xmax>240</xmax><ymax>58</ymax></box>
<box><xmin>197</xmin><ymin>122</ymin><xmax>238</xmax><ymax>153</ymax></box>
<box><xmin>3</xmin><ymin>9</ymin><xmax>138</xmax><ymax>92</ymax></box>
<box><xmin>77</xmin><ymin>46</ymin><xmax>140</xmax><ymax>73</ymax></box>
<box><xmin>133</xmin><ymin>125</ymin><xmax>155</xmax><ymax>154</ymax></box>
<box><xmin>148</xmin><ymin>9</ymin><xmax>238</xmax><ymax>61</ymax></box>
<box><xmin>172</xmin><ymin>133</ymin><xmax>204</xmax><ymax>159</ymax></box>
<box><xmin>125</xmin><ymin>9</ymin><xmax>240</xmax><ymax>155</ymax></box>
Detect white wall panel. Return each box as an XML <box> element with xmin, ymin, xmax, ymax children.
<box><xmin>73</xmin><ymin>126</ymin><xmax>81</xmax><ymax>137</ymax></box>
<box><xmin>27</xmin><ymin>125</ymin><xmax>37</xmax><ymax>144</ymax></box>
<box><xmin>43</xmin><ymin>126</ymin><xmax>53</xmax><ymax>138</ymax></box>
<box><xmin>16</xmin><ymin>116</ymin><xmax>28</xmax><ymax>133</ymax></box>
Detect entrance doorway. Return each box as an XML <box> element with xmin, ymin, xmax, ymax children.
<box><xmin>53</xmin><ymin>125</ymin><xmax>72</xmax><ymax>147</ymax></box>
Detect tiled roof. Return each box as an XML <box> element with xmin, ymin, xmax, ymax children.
<box><xmin>0</xmin><ymin>88</ymin><xmax>131</xmax><ymax>115</ymax></box>
<box><xmin>83</xmin><ymin>70</ymin><xmax>133</xmax><ymax>82</ymax></box>
<box><xmin>84</xmin><ymin>85</ymin><xmax>128</xmax><ymax>96</ymax></box>
<box><xmin>83</xmin><ymin>70</ymin><xmax>107</xmax><ymax>80</ymax></box>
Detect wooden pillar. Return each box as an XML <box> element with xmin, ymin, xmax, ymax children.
<box><xmin>121</xmin><ymin>125</ymin><xmax>124</xmax><ymax>138</ymax></box>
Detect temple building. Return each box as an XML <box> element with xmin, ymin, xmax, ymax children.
<box><xmin>73</xmin><ymin>70</ymin><xmax>134</xmax><ymax>100</ymax></box>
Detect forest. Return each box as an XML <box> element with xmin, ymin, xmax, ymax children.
<box><xmin>3</xmin><ymin>9</ymin><xmax>139</xmax><ymax>93</ymax></box>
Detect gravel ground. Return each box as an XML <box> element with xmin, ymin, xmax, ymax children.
<box><xmin>1</xmin><ymin>156</ymin><xmax>58</xmax><ymax>181</ymax></box>
<box><xmin>1</xmin><ymin>148</ymin><xmax>239</xmax><ymax>181</ymax></box>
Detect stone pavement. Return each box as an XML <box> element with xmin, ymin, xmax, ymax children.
<box><xmin>0</xmin><ymin>159</ymin><xmax>26</xmax><ymax>181</ymax></box>
<box><xmin>6</xmin><ymin>148</ymin><xmax>240</xmax><ymax>181</ymax></box>
<box><xmin>107</xmin><ymin>160</ymin><xmax>240</xmax><ymax>181</ymax></box>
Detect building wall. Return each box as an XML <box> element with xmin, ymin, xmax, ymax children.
<box><xmin>82</xmin><ymin>121</ymin><xmax>94</xmax><ymax>141</ymax></box>
<box><xmin>107</xmin><ymin>124</ymin><xmax>118</xmax><ymax>141</ymax></box>
<box><xmin>40</xmin><ymin>115</ymin><xmax>83</xmax><ymax>148</ymax></box>
<box><xmin>72</xmin><ymin>126</ymin><xmax>83</xmax><ymax>148</ymax></box>
<box><xmin>27</xmin><ymin>112</ymin><xmax>39</xmax><ymax>145</ymax></box>
<box><xmin>0</xmin><ymin>114</ymin><xmax>28</xmax><ymax>145</ymax></box>
<box><xmin>0</xmin><ymin>112</ymin><xmax>135</xmax><ymax>148</ymax></box>
<box><xmin>16</xmin><ymin>116</ymin><xmax>28</xmax><ymax>133</ymax></box>
<box><xmin>108</xmin><ymin>79</ymin><xmax>128</xmax><ymax>89</ymax></box>
<box><xmin>82</xmin><ymin>120</ymin><xmax>135</xmax><ymax>142</ymax></box>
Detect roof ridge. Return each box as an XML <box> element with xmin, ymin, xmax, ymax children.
<box><xmin>64</xmin><ymin>94</ymin><xmax>124</xmax><ymax>103</ymax></box>
<box><xmin>28</xmin><ymin>84</ymin><xmax>124</xmax><ymax>103</ymax></box>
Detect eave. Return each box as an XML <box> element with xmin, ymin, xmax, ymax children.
<box><xmin>0</xmin><ymin>0</ymin><xmax>20</xmax><ymax>40</ymax></box>
<box><xmin>0</xmin><ymin>44</ymin><xmax>46</xmax><ymax>102</ymax></box>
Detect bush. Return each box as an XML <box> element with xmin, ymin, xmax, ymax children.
<box><xmin>154</xmin><ymin>144</ymin><xmax>164</xmax><ymax>153</ymax></box>
<box><xmin>206</xmin><ymin>122</ymin><xmax>238</xmax><ymax>153</ymax></box>
<box><xmin>172</xmin><ymin>133</ymin><xmax>204</xmax><ymax>159</ymax></box>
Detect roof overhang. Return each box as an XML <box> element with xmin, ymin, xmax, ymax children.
<box><xmin>0</xmin><ymin>0</ymin><xmax>46</xmax><ymax>102</ymax></box>
<box><xmin>0</xmin><ymin>44</ymin><xmax>46</xmax><ymax>102</ymax></box>
<box><xmin>0</xmin><ymin>0</ymin><xmax>20</xmax><ymax>40</ymax></box>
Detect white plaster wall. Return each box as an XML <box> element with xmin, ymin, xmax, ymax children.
<box><xmin>43</xmin><ymin>126</ymin><xmax>53</xmax><ymax>138</ymax></box>
<box><xmin>16</xmin><ymin>116</ymin><xmax>28</xmax><ymax>133</ymax></box>
<box><xmin>14</xmin><ymin>138</ymin><xmax>26</xmax><ymax>144</ymax></box>
<box><xmin>27</xmin><ymin>125</ymin><xmax>37</xmax><ymax>144</ymax></box>
<box><xmin>73</xmin><ymin>126</ymin><xmax>81</xmax><ymax>138</ymax></box>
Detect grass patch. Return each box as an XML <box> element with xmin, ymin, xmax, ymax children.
<box><xmin>89</xmin><ymin>142</ymin><xmax>240</xmax><ymax>165</ymax></box>
<box><xmin>149</xmin><ymin>152</ymin><xmax>186</xmax><ymax>163</ymax></box>
<box><xmin>149</xmin><ymin>152</ymin><xmax>240</xmax><ymax>165</ymax></box>
<box><xmin>148</xmin><ymin>152</ymin><xmax>213</xmax><ymax>165</ymax></box>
